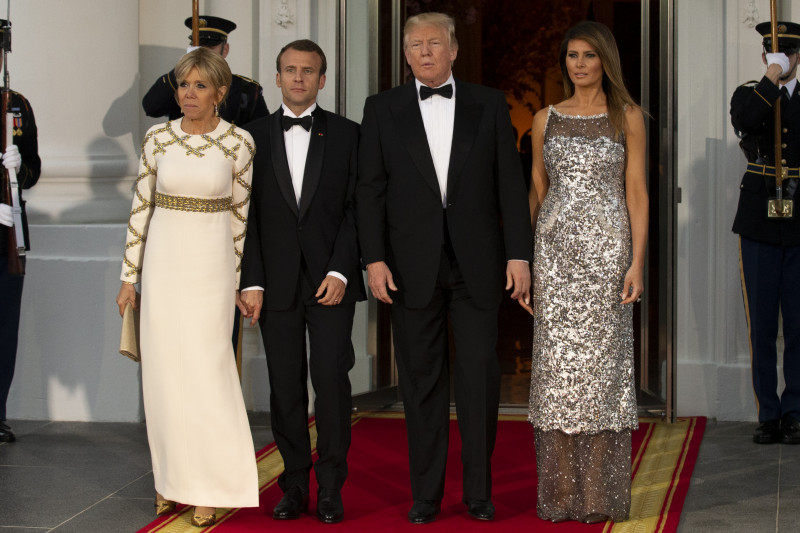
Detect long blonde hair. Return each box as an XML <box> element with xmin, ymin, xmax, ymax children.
<box><xmin>559</xmin><ymin>21</ymin><xmax>637</xmax><ymax>138</ymax></box>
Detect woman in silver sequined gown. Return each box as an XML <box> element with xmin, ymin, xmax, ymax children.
<box><xmin>526</xmin><ymin>22</ymin><xmax>649</xmax><ymax>524</ymax></box>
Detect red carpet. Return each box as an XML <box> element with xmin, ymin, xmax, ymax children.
<box><xmin>139</xmin><ymin>413</ymin><xmax>705</xmax><ymax>532</ymax></box>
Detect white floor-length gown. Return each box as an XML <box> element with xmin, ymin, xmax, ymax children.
<box><xmin>121</xmin><ymin>118</ymin><xmax>258</xmax><ymax>508</ymax></box>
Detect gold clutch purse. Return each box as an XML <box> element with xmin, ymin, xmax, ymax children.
<box><xmin>119</xmin><ymin>302</ymin><xmax>141</xmax><ymax>362</ymax></box>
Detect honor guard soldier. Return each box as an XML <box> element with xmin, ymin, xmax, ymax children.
<box><xmin>0</xmin><ymin>18</ymin><xmax>41</xmax><ymax>443</ymax></box>
<box><xmin>731</xmin><ymin>20</ymin><xmax>800</xmax><ymax>445</ymax></box>
<box><xmin>142</xmin><ymin>15</ymin><xmax>268</xmax><ymax>126</ymax></box>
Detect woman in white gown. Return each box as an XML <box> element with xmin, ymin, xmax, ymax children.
<box><xmin>116</xmin><ymin>48</ymin><xmax>258</xmax><ymax>527</ymax></box>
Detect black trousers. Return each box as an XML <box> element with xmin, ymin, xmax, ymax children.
<box><xmin>740</xmin><ymin>236</ymin><xmax>800</xmax><ymax>422</ymax></box>
<box><xmin>391</xmin><ymin>245</ymin><xmax>500</xmax><ymax>503</ymax></box>
<box><xmin>259</xmin><ymin>268</ymin><xmax>356</xmax><ymax>492</ymax></box>
<box><xmin>0</xmin><ymin>254</ymin><xmax>24</xmax><ymax>421</ymax></box>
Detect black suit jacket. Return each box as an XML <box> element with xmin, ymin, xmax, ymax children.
<box><xmin>356</xmin><ymin>79</ymin><xmax>532</xmax><ymax>309</ymax></box>
<box><xmin>240</xmin><ymin>106</ymin><xmax>366</xmax><ymax>311</ymax></box>
<box><xmin>731</xmin><ymin>76</ymin><xmax>800</xmax><ymax>246</ymax></box>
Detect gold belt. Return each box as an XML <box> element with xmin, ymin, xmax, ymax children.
<box><xmin>155</xmin><ymin>192</ymin><xmax>231</xmax><ymax>213</ymax></box>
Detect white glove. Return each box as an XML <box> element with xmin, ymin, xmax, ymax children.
<box><xmin>766</xmin><ymin>52</ymin><xmax>791</xmax><ymax>75</ymax></box>
<box><xmin>186</xmin><ymin>45</ymin><xmax>201</xmax><ymax>54</ymax></box>
<box><xmin>0</xmin><ymin>203</ymin><xmax>12</xmax><ymax>227</ymax></box>
<box><xmin>2</xmin><ymin>144</ymin><xmax>20</xmax><ymax>173</ymax></box>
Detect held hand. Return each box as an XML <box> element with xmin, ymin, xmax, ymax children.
<box><xmin>316</xmin><ymin>275</ymin><xmax>346</xmax><ymax>306</ymax></box>
<box><xmin>239</xmin><ymin>289</ymin><xmax>263</xmax><ymax>326</ymax></box>
<box><xmin>620</xmin><ymin>265</ymin><xmax>644</xmax><ymax>304</ymax></box>
<box><xmin>235</xmin><ymin>291</ymin><xmax>247</xmax><ymax>315</ymax></box>
<box><xmin>116</xmin><ymin>283</ymin><xmax>138</xmax><ymax>317</ymax></box>
<box><xmin>366</xmin><ymin>261</ymin><xmax>397</xmax><ymax>304</ymax></box>
<box><xmin>0</xmin><ymin>203</ymin><xmax>12</xmax><ymax>227</ymax></box>
<box><xmin>505</xmin><ymin>260</ymin><xmax>531</xmax><ymax>306</ymax></box>
<box><xmin>2</xmin><ymin>144</ymin><xmax>21</xmax><ymax>173</ymax></box>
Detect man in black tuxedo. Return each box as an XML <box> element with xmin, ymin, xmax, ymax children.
<box><xmin>239</xmin><ymin>39</ymin><xmax>365</xmax><ymax>524</ymax></box>
<box><xmin>356</xmin><ymin>12</ymin><xmax>532</xmax><ymax>524</ymax></box>
<box><xmin>731</xmin><ymin>21</ymin><xmax>800</xmax><ymax>445</ymax></box>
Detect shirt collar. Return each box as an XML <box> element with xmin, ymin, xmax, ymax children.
<box><xmin>415</xmin><ymin>74</ymin><xmax>456</xmax><ymax>100</ymax></box>
<box><xmin>281</xmin><ymin>102</ymin><xmax>317</xmax><ymax>119</ymax></box>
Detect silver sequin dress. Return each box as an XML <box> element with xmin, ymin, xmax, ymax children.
<box><xmin>528</xmin><ymin>107</ymin><xmax>638</xmax><ymax>523</ymax></box>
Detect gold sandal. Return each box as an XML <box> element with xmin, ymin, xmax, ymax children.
<box><xmin>191</xmin><ymin>507</ymin><xmax>216</xmax><ymax>527</ymax></box>
<box><xmin>154</xmin><ymin>495</ymin><xmax>176</xmax><ymax>517</ymax></box>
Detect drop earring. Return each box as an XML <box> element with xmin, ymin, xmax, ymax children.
<box><xmin>214</xmin><ymin>103</ymin><xmax>219</xmax><ymax>117</ymax></box>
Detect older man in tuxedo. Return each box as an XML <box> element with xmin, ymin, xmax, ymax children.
<box><xmin>239</xmin><ymin>39</ymin><xmax>365</xmax><ymax>524</ymax></box>
<box><xmin>356</xmin><ymin>12</ymin><xmax>532</xmax><ymax>524</ymax></box>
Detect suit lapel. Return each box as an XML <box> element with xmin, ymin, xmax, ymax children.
<box><xmin>392</xmin><ymin>81</ymin><xmax>441</xmax><ymax>198</ymax></box>
<box><xmin>298</xmin><ymin>108</ymin><xmax>326</xmax><ymax>221</ymax></box>
<box><xmin>270</xmin><ymin>109</ymin><xmax>300</xmax><ymax>217</ymax></box>
<box><xmin>447</xmin><ymin>79</ymin><xmax>482</xmax><ymax>199</ymax></box>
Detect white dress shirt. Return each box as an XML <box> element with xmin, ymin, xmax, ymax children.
<box><xmin>283</xmin><ymin>103</ymin><xmax>315</xmax><ymax>205</ymax></box>
<box><xmin>416</xmin><ymin>74</ymin><xmax>456</xmax><ymax>207</ymax></box>
<box><xmin>781</xmin><ymin>77</ymin><xmax>797</xmax><ymax>98</ymax></box>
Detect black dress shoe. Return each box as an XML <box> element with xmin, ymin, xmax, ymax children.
<box><xmin>466</xmin><ymin>499</ymin><xmax>495</xmax><ymax>521</ymax></box>
<box><xmin>781</xmin><ymin>415</ymin><xmax>800</xmax><ymax>444</ymax></box>
<box><xmin>753</xmin><ymin>419</ymin><xmax>780</xmax><ymax>444</ymax></box>
<box><xmin>316</xmin><ymin>487</ymin><xmax>344</xmax><ymax>524</ymax></box>
<box><xmin>0</xmin><ymin>421</ymin><xmax>15</xmax><ymax>443</ymax></box>
<box><xmin>407</xmin><ymin>500</ymin><xmax>440</xmax><ymax>524</ymax></box>
<box><xmin>272</xmin><ymin>486</ymin><xmax>309</xmax><ymax>520</ymax></box>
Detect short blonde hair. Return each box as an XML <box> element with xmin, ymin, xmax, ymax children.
<box><xmin>403</xmin><ymin>12</ymin><xmax>458</xmax><ymax>50</ymax></box>
<box><xmin>174</xmin><ymin>47</ymin><xmax>232</xmax><ymax>105</ymax></box>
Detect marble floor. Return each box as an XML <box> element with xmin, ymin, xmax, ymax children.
<box><xmin>0</xmin><ymin>416</ymin><xmax>797</xmax><ymax>532</ymax></box>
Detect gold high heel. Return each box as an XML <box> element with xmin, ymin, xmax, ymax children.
<box><xmin>154</xmin><ymin>495</ymin><xmax>176</xmax><ymax>517</ymax></box>
<box><xmin>191</xmin><ymin>507</ymin><xmax>216</xmax><ymax>527</ymax></box>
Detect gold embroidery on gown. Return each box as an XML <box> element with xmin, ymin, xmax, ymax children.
<box><xmin>528</xmin><ymin>107</ymin><xmax>637</xmax><ymax>522</ymax></box>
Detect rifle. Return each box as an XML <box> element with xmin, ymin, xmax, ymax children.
<box><xmin>768</xmin><ymin>0</ymin><xmax>793</xmax><ymax>218</ymax></box>
<box><xmin>0</xmin><ymin>2</ymin><xmax>23</xmax><ymax>275</ymax></box>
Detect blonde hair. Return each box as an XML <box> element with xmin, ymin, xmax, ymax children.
<box><xmin>174</xmin><ymin>47</ymin><xmax>232</xmax><ymax>105</ymax></box>
<box><xmin>559</xmin><ymin>21</ymin><xmax>638</xmax><ymax>139</ymax></box>
<box><xmin>403</xmin><ymin>12</ymin><xmax>458</xmax><ymax>50</ymax></box>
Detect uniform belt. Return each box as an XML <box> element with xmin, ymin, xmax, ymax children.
<box><xmin>746</xmin><ymin>162</ymin><xmax>800</xmax><ymax>178</ymax></box>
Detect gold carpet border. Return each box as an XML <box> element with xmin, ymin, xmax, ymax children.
<box><xmin>142</xmin><ymin>414</ymin><xmax>695</xmax><ymax>532</ymax></box>
<box><xmin>610</xmin><ymin>417</ymin><xmax>697</xmax><ymax>533</ymax></box>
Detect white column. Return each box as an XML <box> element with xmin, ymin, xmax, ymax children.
<box><xmin>8</xmin><ymin>0</ymin><xmax>143</xmax><ymax>421</ymax></box>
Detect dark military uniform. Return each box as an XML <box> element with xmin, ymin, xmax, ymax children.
<box><xmin>142</xmin><ymin>70</ymin><xmax>268</xmax><ymax>126</ymax></box>
<box><xmin>141</xmin><ymin>15</ymin><xmax>268</xmax><ymax>126</ymax></box>
<box><xmin>730</xmin><ymin>23</ymin><xmax>800</xmax><ymax>442</ymax></box>
<box><xmin>0</xmin><ymin>91</ymin><xmax>41</xmax><ymax>429</ymax></box>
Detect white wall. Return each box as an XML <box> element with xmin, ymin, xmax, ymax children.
<box><xmin>675</xmin><ymin>0</ymin><xmax>796</xmax><ymax>420</ymax></box>
<box><xmin>7</xmin><ymin>0</ymin><xmax>371</xmax><ymax>422</ymax></box>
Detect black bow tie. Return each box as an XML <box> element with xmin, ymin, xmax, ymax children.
<box><xmin>419</xmin><ymin>84</ymin><xmax>453</xmax><ymax>100</ymax></box>
<box><xmin>282</xmin><ymin>115</ymin><xmax>313</xmax><ymax>131</ymax></box>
